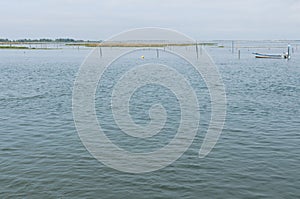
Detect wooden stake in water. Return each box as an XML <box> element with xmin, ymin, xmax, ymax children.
<box><xmin>156</xmin><ymin>49</ymin><xmax>159</xmax><ymax>58</ymax></box>
<box><xmin>232</xmin><ymin>41</ymin><xmax>234</xmax><ymax>53</ymax></box>
<box><xmin>99</xmin><ymin>47</ymin><xmax>102</xmax><ymax>57</ymax></box>
<box><xmin>196</xmin><ymin>43</ymin><xmax>199</xmax><ymax>59</ymax></box>
<box><xmin>238</xmin><ymin>50</ymin><xmax>241</xmax><ymax>59</ymax></box>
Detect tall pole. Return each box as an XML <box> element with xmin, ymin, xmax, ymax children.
<box><xmin>99</xmin><ymin>47</ymin><xmax>102</xmax><ymax>57</ymax></box>
<box><xmin>196</xmin><ymin>43</ymin><xmax>199</xmax><ymax>59</ymax></box>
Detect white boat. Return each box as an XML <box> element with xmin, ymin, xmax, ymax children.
<box><xmin>253</xmin><ymin>45</ymin><xmax>291</xmax><ymax>59</ymax></box>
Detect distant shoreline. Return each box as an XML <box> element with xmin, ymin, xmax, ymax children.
<box><xmin>0</xmin><ymin>40</ymin><xmax>298</xmax><ymax>50</ymax></box>
<box><xmin>0</xmin><ymin>45</ymin><xmax>61</xmax><ymax>50</ymax></box>
<box><xmin>0</xmin><ymin>41</ymin><xmax>217</xmax><ymax>49</ymax></box>
<box><xmin>65</xmin><ymin>42</ymin><xmax>216</xmax><ymax>47</ymax></box>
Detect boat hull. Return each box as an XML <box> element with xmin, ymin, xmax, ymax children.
<box><xmin>253</xmin><ymin>53</ymin><xmax>285</xmax><ymax>59</ymax></box>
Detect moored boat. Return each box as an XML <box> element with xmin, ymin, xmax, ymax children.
<box><xmin>253</xmin><ymin>45</ymin><xmax>291</xmax><ymax>59</ymax></box>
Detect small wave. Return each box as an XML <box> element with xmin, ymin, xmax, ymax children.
<box><xmin>0</xmin><ymin>93</ymin><xmax>47</xmax><ymax>101</ymax></box>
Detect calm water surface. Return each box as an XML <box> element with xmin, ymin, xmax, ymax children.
<box><xmin>0</xmin><ymin>42</ymin><xmax>299</xmax><ymax>198</ymax></box>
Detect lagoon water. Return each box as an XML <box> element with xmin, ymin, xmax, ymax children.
<box><xmin>0</xmin><ymin>42</ymin><xmax>299</xmax><ymax>198</ymax></box>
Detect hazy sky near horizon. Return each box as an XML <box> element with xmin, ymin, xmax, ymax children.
<box><xmin>1</xmin><ymin>0</ymin><xmax>300</xmax><ymax>40</ymax></box>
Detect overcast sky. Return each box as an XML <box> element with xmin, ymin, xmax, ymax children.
<box><xmin>1</xmin><ymin>0</ymin><xmax>300</xmax><ymax>40</ymax></box>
